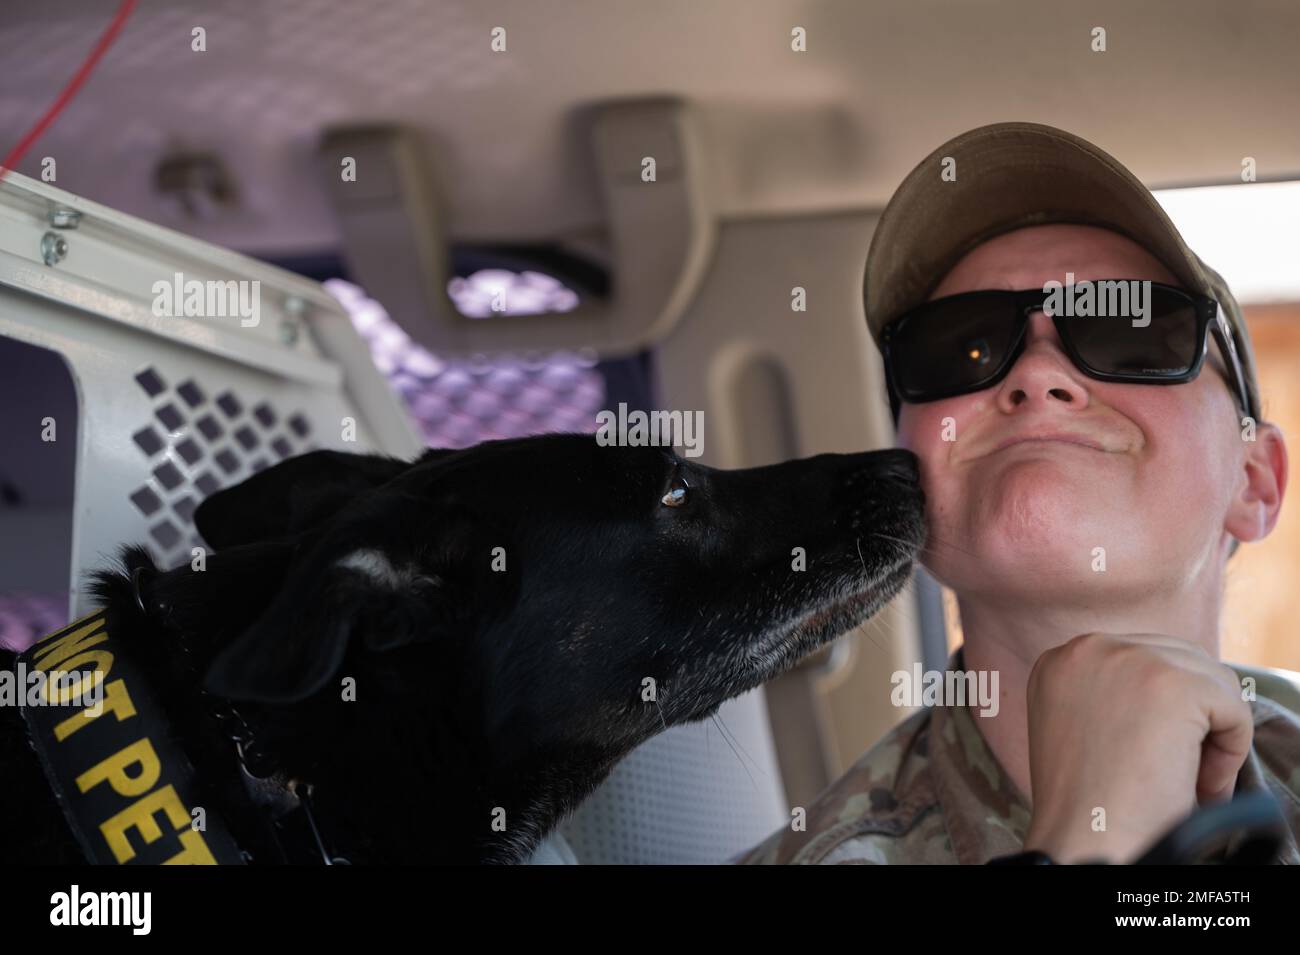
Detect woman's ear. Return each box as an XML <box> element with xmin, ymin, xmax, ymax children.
<box><xmin>1225</xmin><ymin>420</ymin><xmax>1288</xmax><ymax>545</ymax></box>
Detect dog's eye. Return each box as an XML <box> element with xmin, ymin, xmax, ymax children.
<box><xmin>661</xmin><ymin>474</ymin><xmax>690</xmax><ymax>508</ymax></box>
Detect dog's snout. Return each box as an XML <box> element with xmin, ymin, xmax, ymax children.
<box><xmin>845</xmin><ymin>448</ymin><xmax>919</xmax><ymax>488</ymax></box>
<box><xmin>837</xmin><ymin>448</ymin><xmax>926</xmax><ymax>552</ymax></box>
<box><xmin>875</xmin><ymin>449</ymin><xmax>919</xmax><ymax>485</ymax></box>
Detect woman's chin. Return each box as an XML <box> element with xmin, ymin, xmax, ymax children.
<box><xmin>929</xmin><ymin>515</ymin><xmax>1121</xmax><ymax>595</ymax></box>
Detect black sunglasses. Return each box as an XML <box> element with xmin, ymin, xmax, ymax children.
<box><xmin>880</xmin><ymin>280</ymin><xmax>1251</xmax><ymax>417</ymax></box>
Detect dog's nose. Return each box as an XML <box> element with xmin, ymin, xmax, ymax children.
<box><xmin>839</xmin><ymin>448</ymin><xmax>920</xmax><ymax>498</ymax></box>
<box><xmin>862</xmin><ymin>448</ymin><xmax>919</xmax><ymax>486</ymax></box>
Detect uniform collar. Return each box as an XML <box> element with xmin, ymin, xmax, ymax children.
<box><xmin>927</xmin><ymin>672</ymin><xmax>1031</xmax><ymax>864</ymax></box>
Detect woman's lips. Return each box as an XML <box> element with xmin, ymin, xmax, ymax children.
<box><xmin>956</xmin><ymin>421</ymin><xmax>1142</xmax><ymax>463</ymax></box>
<box><xmin>990</xmin><ymin>435</ymin><xmax>1108</xmax><ymax>455</ymax></box>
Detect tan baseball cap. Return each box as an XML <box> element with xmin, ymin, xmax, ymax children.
<box><xmin>863</xmin><ymin>121</ymin><xmax>1261</xmax><ymax>422</ymax></box>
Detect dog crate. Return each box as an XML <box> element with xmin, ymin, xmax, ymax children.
<box><xmin>0</xmin><ymin>171</ymin><xmax>789</xmax><ymax>864</ymax></box>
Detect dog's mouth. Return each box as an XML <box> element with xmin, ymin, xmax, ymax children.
<box><xmin>738</xmin><ymin>552</ymin><xmax>916</xmax><ymax>683</ymax></box>
<box><xmin>791</xmin><ymin>559</ymin><xmax>913</xmax><ymax>639</ymax></box>
<box><xmin>800</xmin><ymin>572</ymin><xmax>900</xmax><ymax>632</ymax></box>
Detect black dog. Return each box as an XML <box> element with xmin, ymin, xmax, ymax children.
<box><xmin>0</xmin><ymin>435</ymin><xmax>923</xmax><ymax>864</ymax></box>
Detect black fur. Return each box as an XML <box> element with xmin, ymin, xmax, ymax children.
<box><xmin>0</xmin><ymin>435</ymin><xmax>923</xmax><ymax>864</ymax></box>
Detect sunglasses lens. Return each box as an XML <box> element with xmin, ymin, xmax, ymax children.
<box><xmin>889</xmin><ymin>293</ymin><xmax>1021</xmax><ymax>400</ymax></box>
<box><xmin>1061</xmin><ymin>287</ymin><xmax>1201</xmax><ymax>377</ymax></box>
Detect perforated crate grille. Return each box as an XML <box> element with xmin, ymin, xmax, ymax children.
<box><xmin>325</xmin><ymin>279</ymin><xmax>605</xmax><ymax>448</ymax></box>
<box><xmin>127</xmin><ymin>366</ymin><xmax>320</xmax><ymax>567</ymax></box>
<box><xmin>0</xmin><ymin>285</ymin><xmax>607</xmax><ymax>651</ymax></box>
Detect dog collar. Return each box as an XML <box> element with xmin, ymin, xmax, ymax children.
<box><xmin>208</xmin><ymin>697</ymin><xmax>350</xmax><ymax>865</ymax></box>
<box><xmin>129</xmin><ymin>564</ymin><xmax>348</xmax><ymax>864</ymax></box>
<box><xmin>16</xmin><ymin>611</ymin><xmax>246</xmax><ymax>864</ymax></box>
<box><xmin>17</xmin><ymin>608</ymin><xmax>350</xmax><ymax>865</ymax></box>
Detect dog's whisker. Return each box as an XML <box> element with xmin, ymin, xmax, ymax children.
<box><xmin>863</xmin><ymin>530</ymin><xmax>923</xmax><ymax>566</ymax></box>
<box><xmin>715</xmin><ymin>711</ymin><xmax>760</xmax><ymax>776</ymax></box>
<box><xmin>653</xmin><ymin>696</ymin><xmax>669</xmax><ymax>733</ymax></box>
<box><xmin>856</xmin><ymin>613</ymin><xmax>893</xmax><ymax>655</ymax></box>
<box><xmin>711</xmin><ymin>713</ymin><xmax>759</xmax><ymax>791</ymax></box>
<box><xmin>866</xmin><ymin>613</ymin><xmax>907</xmax><ymax>644</ymax></box>
<box><xmin>919</xmin><ymin>534</ymin><xmax>982</xmax><ymax>561</ymax></box>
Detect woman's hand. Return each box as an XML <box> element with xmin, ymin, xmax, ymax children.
<box><xmin>1022</xmin><ymin>631</ymin><xmax>1253</xmax><ymax>864</ymax></box>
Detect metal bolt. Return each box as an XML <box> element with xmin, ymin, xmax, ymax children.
<box><xmin>48</xmin><ymin>207</ymin><xmax>82</xmax><ymax>229</ymax></box>
<box><xmin>41</xmin><ymin>232</ymin><xmax>68</xmax><ymax>266</ymax></box>
<box><xmin>281</xmin><ymin>296</ymin><xmax>307</xmax><ymax>345</ymax></box>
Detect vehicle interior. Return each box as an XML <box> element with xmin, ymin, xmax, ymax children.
<box><xmin>1</xmin><ymin>0</ymin><xmax>1298</xmax><ymax>865</ymax></box>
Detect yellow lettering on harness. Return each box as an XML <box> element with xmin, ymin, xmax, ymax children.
<box><xmin>162</xmin><ymin>828</ymin><xmax>219</xmax><ymax>865</ymax></box>
<box><xmin>33</xmin><ymin>616</ymin><xmax>109</xmax><ymax>671</ymax></box>
<box><xmin>100</xmin><ymin>784</ymin><xmax>190</xmax><ymax>863</ymax></box>
<box><xmin>76</xmin><ymin>738</ymin><xmax>160</xmax><ymax>797</ymax></box>
<box><xmin>42</xmin><ymin>650</ymin><xmax>115</xmax><ymax>705</ymax></box>
<box><xmin>54</xmin><ymin>679</ymin><xmax>137</xmax><ymax>742</ymax></box>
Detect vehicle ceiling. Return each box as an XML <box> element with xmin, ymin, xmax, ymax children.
<box><xmin>3</xmin><ymin>0</ymin><xmax>1298</xmax><ymax>257</ymax></box>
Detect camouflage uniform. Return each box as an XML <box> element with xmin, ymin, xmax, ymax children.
<box><xmin>735</xmin><ymin>650</ymin><xmax>1300</xmax><ymax>864</ymax></box>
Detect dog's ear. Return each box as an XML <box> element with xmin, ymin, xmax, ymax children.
<box><xmin>201</xmin><ymin>489</ymin><xmax>458</xmax><ymax>703</ymax></box>
<box><xmin>195</xmin><ymin>448</ymin><xmax>448</xmax><ymax>549</ymax></box>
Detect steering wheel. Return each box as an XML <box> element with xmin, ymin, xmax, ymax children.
<box><xmin>987</xmin><ymin>790</ymin><xmax>1287</xmax><ymax>864</ymax></box>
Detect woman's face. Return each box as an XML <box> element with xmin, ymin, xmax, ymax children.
<box><xmin>894</xmin><ymin>224</ymin><xmax>1249</xmax><ymax>603</ymax></box>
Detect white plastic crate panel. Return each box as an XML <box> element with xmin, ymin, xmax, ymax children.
<box><xmin>0</xmin><ymin>172</ymin><xmax>423</xmax><ymax>621</ymax></box>
<box><xmin>0</xmin><ymin>285</ymin><xmax>404</xmax><ymax>618</ymax></box>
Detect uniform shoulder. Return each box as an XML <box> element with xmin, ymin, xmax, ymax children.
<box><xmin>732</xmin><ymin>706</ymin><xmax>942</xmax><ymax>864</ymax></box>
<box><xmin>1231</xmin><ymin>662</ymin><xmax>1300</xmax><ymax>717</ymax></box>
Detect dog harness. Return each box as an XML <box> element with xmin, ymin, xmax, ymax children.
<box><xmin>16</xmin><ymin>602</ymin><xmax>347</xmax><ymax>865</ymax></box>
